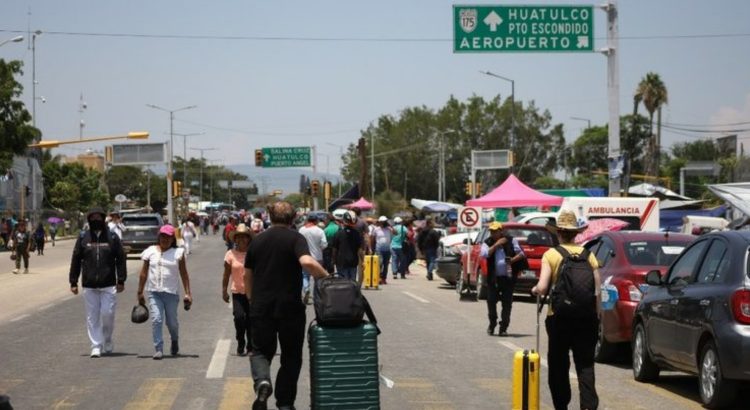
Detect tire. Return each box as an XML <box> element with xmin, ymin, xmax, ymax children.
<box><xmin>594</xmin><ymin>321</ymin><xmax>618</xmax><ymax>363</ymax></box>
<box><xmin>699</xmin><ymin>340</ymin><xmax>737</xmax><ymax>409</ymax></box>
<box><xmin>632</xmin><ymin>323</ymin><xmax>659</xmax><ymax>382</ymax></box>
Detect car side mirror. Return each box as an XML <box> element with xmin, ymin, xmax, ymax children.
<box><xmin>645</xmin><ymin>270</ymin><xmax>662</xmax><ymax>286</ymax></box>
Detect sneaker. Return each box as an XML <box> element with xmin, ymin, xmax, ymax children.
<box><xmin>90</xmin><ymin>347</ymin><xmax>101</xmax><ymax>358</ymax></box>
<box><xmin>252</xmin><ymin>380</ymin><xmax>273</xmax><ymax>410</ymax></box>
<box><xmin>237</xmin><ymin>341</ymin><xmax>246</xmax><ymax>356</ymax></box>
<box><xmin>498</xmin><ymin>329</ymin><xmax>508</xmax><ymax>337</ymax></box>
<box><xmin>23</xmin><ymin>269</ymin><xmax>28</xmax><ymax>274</ymax></box>
<box><xmin>426</xmin><ymin>274</ymin><xmax>433</xmax><ymax>281</ymax></box>
<box><xmin>104</xmin><ymin>342</ymin><xmax>114</xmax><ymax>354</ymax></box>
<box><xmin>486</xmin><ymin>325</ymin><xmax>495</xmax><ymax>336</ymax></box>
<box><xmin>153</xmin><ymin>350</ymin><xmax>163</xmax><ymax>360</ymax></box>
<box><xmin>12</xmin><ymin>269</ymin><xmax>19</xmax><ymax>274</ymax></box>
<box><xmin>392</xmin><ymin>275</ymin><xmax>398</xmax><ymax>280</ymax></box>
<box><xmin>170</xmin><ymin>341</ymin><xmax>179</xmax><ymax>356</ymax></box>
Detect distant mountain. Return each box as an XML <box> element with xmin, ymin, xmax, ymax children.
<box><xmin>226</xmin><ymin>164</ymin><xmax>343</xmax><ymax>197</ymax></box>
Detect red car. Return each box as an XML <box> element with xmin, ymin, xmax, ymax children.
<box><xmin>586</xmin><ymin>231</ymin><xmax>695</xmax><ymax>362</ymax></box>
<box><xmin>457</xmin><ymin>223</ymin><xmax>558</xmax><ymax>300</ymax></box>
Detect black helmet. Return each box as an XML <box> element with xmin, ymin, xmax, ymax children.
<box><xmin>87</xmin><ymin>207</ymin><xmax>107</xmax><ymax>221</ymax></box>
<box><xmin>131</xmin><ymin>304</ymin><xmax>149</xmax><ymax>324</ymax></box>
<box><xmin>342</xmin><ymin>210</ymin><xmax>357</xmax><ymax>226</ymax></box>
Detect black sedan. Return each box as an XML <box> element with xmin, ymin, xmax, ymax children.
<box><xmin>631</xmin><ymin>231</ymin><xmax>750</xmax><ymax>409</ymax></box>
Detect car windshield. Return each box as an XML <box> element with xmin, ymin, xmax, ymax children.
<box><xmin>122</xmin><ymin>217</ymin><xmax>160</xmax><ymax>227</ymax></box>
<box><xmin>624</xmin><ymin>240</ymin><xmax>690</xmax><ymax>266</ymax></box>
<box><xmin>505</xmin><ymin>228</ymin><xmax>556</xmax><ymax>246</ymax></box>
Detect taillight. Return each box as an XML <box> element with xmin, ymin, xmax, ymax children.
<box><xmin>617</xmin><ymin>281</ymin><xmax>642</xmax><ymax>302</ymax></box>
<box><xmin>731</xmin><ymin>289</ymin><xmax>750</xmax><ymax>325</ymax></box>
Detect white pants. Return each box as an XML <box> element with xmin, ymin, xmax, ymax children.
<box><xmin>83</xmin><ymin>286</ymin><xmax>117</xmax><ymax>349</ymax></box>
<box><xmin>183</xmin><ymin>233</ymin><xmax>194</xmax><ymax>254</ymax></box>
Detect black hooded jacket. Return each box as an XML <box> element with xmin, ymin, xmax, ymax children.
<box><xmin>69</xmin><ymin>227</ymin><xmax>127</xmax><ymax>288</ymax></box>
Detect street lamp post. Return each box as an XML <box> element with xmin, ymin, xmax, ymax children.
<box><xmin>146</xmin><ymin>104</ymin><xmax>197</xmax><ymax>225</ymax></box>
<box><xmin>570</xmin><ymin>116</ymin><xmax>592</xmax><ymax>130</ymax></box>
<box><xmin>480</xmin><ymin>71</ymin><xmax>515</xmax><ymax>160</ymax></box>
<box><xmin>0</xmin><ymin>35</ymin><xmax>24</xmax><ymax>48</ymax></box>
<box><xmin>325</xmin><ymin>142</ymin><xmax>345</xmax><ymax>197</ymax></box>
<box><xmin>432</xmin><ymin>128</ymin><xmax>456</xmax><ymax>202</ymax></box>
<box><xmin>190</xmin><ymin>147</ymin><xmax>216</xmax><ymax>201</ymax></box>
<box><xmin>31</xmin><ymin>31</ymin><xmax>42</xmax><ymax>129</ymax></box>
<box><xmin>173</xmin><ymin>131</ymin><xmax>204</xmax><ymax>186</ymax></box>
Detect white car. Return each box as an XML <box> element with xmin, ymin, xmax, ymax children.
<box><xmin>435</xmin><ymin>231</ymin><xmax>478</xmax><ymax>285</ymax></box>
<box><xmin>512</xmin><ymin>212</ymin><xmax>558</xmax><ymax>226</ymax></box>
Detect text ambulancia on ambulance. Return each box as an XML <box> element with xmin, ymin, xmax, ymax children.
<box><xmin>558</xmin><ymin>197</ymin><xmax>660</xmax><ymax>232</ymax></box>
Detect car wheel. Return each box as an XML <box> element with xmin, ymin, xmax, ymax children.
<box><xmin>594</xmin><ymin>321</ymin><xmax>617</xmax><ymax>363</ymax></box>
<box><xmin>632</xmin><ymin>323</ymin><xmax>659</xmax><ymax>382</ymax></box>
<box><xmin>699</xmin><ymin>340</ymin><xmax>737</xmax><ymax>409</ymax></box>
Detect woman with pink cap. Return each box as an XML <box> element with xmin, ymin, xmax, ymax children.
<box><xmin>137</xmin><ymin>224</ymin><xmax>193</xmax><ymax>360</ymax></box>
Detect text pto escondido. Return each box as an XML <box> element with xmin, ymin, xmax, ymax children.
<box><xmin>459</xmin><ymin>8</ymin><xmax>591</xmax><ymax>51</ymax></box>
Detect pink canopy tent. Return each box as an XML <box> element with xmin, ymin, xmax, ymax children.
<box><xmin>466</xmin><ymin>174</ymin><xmax>563</xmax><ymax>208</ymax></box>
<box><xmin>344</xmin><ymin>197</ymin><xmax>374</xmax><ymax>210</ymax></box>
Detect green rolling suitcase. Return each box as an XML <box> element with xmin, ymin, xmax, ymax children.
<box><xmin>308</xmin><ymin>323</ymin><xmax>380</xmax><ymax>409</ymax></box>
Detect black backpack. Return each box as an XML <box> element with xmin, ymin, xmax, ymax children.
<box><xmin>314</xmin><ymin>276</ymin><xmax>380</xmax><ymax>333</ymax></box>
<box><xmin>549</xmin><ymin>246</ymin><xmax>596</xmax><ymax>319</ymax></box>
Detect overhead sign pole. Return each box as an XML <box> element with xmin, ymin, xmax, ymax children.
<box><xmin>601</xmin><ymin>0</ymin><xmax>621</xmax><ymax>196</ymax></box>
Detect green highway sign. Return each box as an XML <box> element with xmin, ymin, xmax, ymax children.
<box><xmin>260</xmin><ymin>146</ymin><xmax>311</xmax><ymax>168</ymax></box>
<box><xmin>453</xmin><ymin>5</ymin><xmax>594</xmax><ymax>53</ymax></box>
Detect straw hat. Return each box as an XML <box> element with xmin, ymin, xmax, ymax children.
<box><xmin>229</xmin><ymin>224</ymin><xmax>252</xmax><ymax>241</ymax></box>
<box><xmin>554</xmin><ymin>210</ymin><xmax>587</xmax><ymax>232</ymax></box>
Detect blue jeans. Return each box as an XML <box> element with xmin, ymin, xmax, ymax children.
<box><xmin>147</xmin><ymin>291</ymin><xmax>180</xmax><ymax>352</ymax></box>
<box><xmin>391</xmin><ymin>247</ymin><xmax>405</xmax><ymax>277</ymax></box>
<box><xmin>377</xmin><ymin>249</ymin><xmax>391</xmax><ymax>280</ymax></box>
<box><xmin>337</xmin><ymin>266</ymin><xmax>357</xmax><ymax>281</ymax></box>
<box><xmin>425</xmin><ymin>248</ymin><xmax>437</xmax><ymax>275</ymax></box>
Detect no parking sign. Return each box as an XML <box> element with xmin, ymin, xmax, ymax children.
<box><xmin>458</xmin><ymin>207</ymin><xmax>481</xmax><ymax>230</ymax></box>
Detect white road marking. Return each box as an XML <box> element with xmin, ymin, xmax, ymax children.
<box><xmin>10</xmin><ymin>314</ymin><xmax>29</xmax><ymax>323</ymax></box>
<box><xmin>38</xmin><ymin>303</ymin><xmax>54</xmax><ymax>311</ymax></box>
<box><xmin>402</xmin><ymin>291</ymin><xmax>430</xmax><ymax>304</ymax></box>
<box><xmin>498</xmin><ymin>340</ymin><xmax>577</xmax><ymax>379</ymax></box>
<box><xmin>205</xmin><ymin>339</ymin><xmax>231</xmax><ymax>379</ymax></box>
<box><xmin>379</xmin><ymin>373</ymin><xmax>395</xmax><ymax>388</ymax></box>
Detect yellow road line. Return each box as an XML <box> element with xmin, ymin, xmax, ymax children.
<box><xmin>50</xmin><ymin>385</ymin><xmax>95</xmax><ymax>409</ymax></box>
<box><xmin>218</xmin><ymin>377</ymin><xmax>254</xmax><ymax>410</ymax></box>
<box><xmin>0</xmin><ymin>379</ymin><xmax>23</xmax><ymax>394</ymax></box>
<box><xmin>396</xmin><ymin>378</ymin><xmax>454</xmax><ymax>410</ymax></box>
<box><xmin>123</xmin><ymin>378</ymin><xmax>183</xmax><ymax>410</ymax></box>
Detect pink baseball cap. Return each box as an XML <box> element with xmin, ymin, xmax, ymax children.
<box><xmin>159</xmin><ymin>225</ymin><xmax>176</xmax><ymax>236</ymax></box>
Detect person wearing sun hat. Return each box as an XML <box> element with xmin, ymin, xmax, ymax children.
<box><xmin>532</xmin><ymin>210</ymin><xmax>601</xmax><ymax>410</ymax></box>
<box><xmin>480</xmin><ymin>220</ymin><xmax>526</xmax><ymax>337</ymax></box>
<box><xmin>369</xmin><ymin>215</ymin><xmax>394</xmax><ymax>284</ymax></box>
<box><xmin>222</xmin><ymin>224</ymin><xmax>253</xmax><ymax>356</ymax></box>
<box><xmin>137</xmin><ymin>224</ymin><xmax>193</xmax><ymax>360</ymax></box>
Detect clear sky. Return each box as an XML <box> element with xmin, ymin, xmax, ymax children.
<box><xmin>1</xmin><ymin>0</ymin><xmax>749</xmax><ymax>192</ymax></box>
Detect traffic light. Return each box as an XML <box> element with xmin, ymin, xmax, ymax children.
<box><xmin>172</xmin><ymin>180</ymin><xmax>182</xmax><ymax>197</ymax></box>
<box><xmin>311</xmin><ymin>179</ymin><xmax>320</xmax><ymax>196</ymax></box>
<box><xmin>254</xmin><ymin>149</ymin><xmax>263</xmax><ymax>167</ymax></box>
<box><xmin>24</xmin><ymin>185</ymin><xmax>31</xmax><ymax>197</ymax></box>
<box><xmin>475</xmin><ymin>183</ymin><xmax>482</xmax><ymax>196</ymax></box>
<box><xmin>465</xmin><ymin>182</ymin><xmax>473</xmax><ymax>196</ymax></box>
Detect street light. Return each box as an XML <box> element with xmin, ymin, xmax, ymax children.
<box><xmin>172</xmin><ymin>131</ymin><xmax>204</xmax><ymax>185</ymax></box>
<box><xmin>325</xmin><ymin>142</ymin><xmax>345</xmax><ymax>197</ymax></box>
<box><xmin>570</xmin><ymin>116</ymin><xmax>592</xmax><ymax>129</ymax></box>
<box><xmin>28</xmin><ymin>131</ymin><xmax>149</xmax><ymax>148</ymax></box>
<box><xmin>0</xmin><ymin>35</ymin><xmax>24</xmax><ymax>47</ymax></box>
<box><xmin>146</xmin><ymin>103</ymin><xmax>197</xmax><ymax>225</ymax></box>
<box><xmin>480</xmin><ymin>71</ymin><xmax>515</xmax><ymax>156</ymax></box>
<box><xmin>190</xmin><ymin>147</ymin><xmax>216</xmax><ymax>201</ymax></box>
<box><xmin>31</xmin><ymin>30</ymin><xmax>42</xmax><ymax>130</ymax></box>
<box><xmin>433</xmin><ymin>128</ymin><xmax>457</xmax><ymax>202</ymax></box>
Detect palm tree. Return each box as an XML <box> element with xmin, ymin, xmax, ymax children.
<box><xmin>633</xmin><ymin>72</ymin><xmax>668</xmax><ymax>178</ymax></box>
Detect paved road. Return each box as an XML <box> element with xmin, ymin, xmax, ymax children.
<box><xmin>0</xmin><ymin>232</ymin><xmax>743</xmax><ymax>409</ymax></box>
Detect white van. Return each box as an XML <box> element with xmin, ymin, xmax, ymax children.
<box><xmin>680</xmin><ymin>215</ymin><xmax>729</xmax><ymax>235</ymax></box>
<box><xmin>559</xmin><ymin>197</ymin><xmax>660</xmax><ymax>232</ymax></box>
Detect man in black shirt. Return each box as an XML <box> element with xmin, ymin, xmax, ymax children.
<box><xmin>244</xmin><ymin>201</ymin><xmax>329</xmax><ymax>410</ymax></box>
<box><xmin>331</xmin><ymin>210</ymin><xmax>363</xmax><ymax>280</ymax></box>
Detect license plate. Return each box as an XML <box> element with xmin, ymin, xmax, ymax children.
<box><xmin>135</xmin><ymin>231</ymin><xmax>144</xmax><ymax>237</ymax></box>
<box><xmin>522</xmin><ymin>270</ymin><xmax>536</xmax><ymax>278</ymax></box>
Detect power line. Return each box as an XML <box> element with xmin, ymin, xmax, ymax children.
<box><xmin>663</xmin><ymin>120</ymin><xmax>750</xmax><ymax>127</ymax></box>
<box><xmin>661</xmin><ymin>124</ymin><xmax>750</xmax><ymax>134</ymax></box>
<box><xmin>1</xmin><ymin>29</ymin><xmax>749</xmax><ymax>43</ymax></box>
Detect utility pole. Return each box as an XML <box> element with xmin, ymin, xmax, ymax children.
<box><xmin>601</xmin><ymin>0</ymin><xmax>621</xmax><ymax>196</ymax></box>
<box><xmin>190</xmin><ymin>147</ymin><xmax>216</xmax><ymax>201</ymax></box>
<box><xmin>357</xmin><ymin>138</ymin><xmax>367</xmax><ymax>200</ymax></box>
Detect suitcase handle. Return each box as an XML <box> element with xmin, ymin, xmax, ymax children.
<box><xmin>535</xmin><ymin>294</ymin><xmax>540</xmax><ymax>353</ymax></box>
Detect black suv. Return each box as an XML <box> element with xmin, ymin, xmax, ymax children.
<box><xmin>120</xmin><ymin>213</ymin><xmax>164</xmax><ymax>254</ymax></box>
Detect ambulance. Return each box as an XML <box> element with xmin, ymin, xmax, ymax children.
<box><xmin>558</xmin><ymin>197</ymin><xmax>660</xmax><ymax>232</ymax></box>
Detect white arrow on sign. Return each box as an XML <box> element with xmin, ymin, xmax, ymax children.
<box><xmin>577</xmin><ymin>36</ymin><xmax>589</xmax><ymax>49</ymax></box>
<box><xmin>484</xmin><ymin>11</ymin><xmax>503</xmax><ymax>32</ymax></box>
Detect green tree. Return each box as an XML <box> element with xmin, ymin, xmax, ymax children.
<box><xmin>634</xmin><ymin>72</ymin><xmax>668</xmax><ymax>176</ymax></box>
<box><xmin>568</xmin><ymin>125</ymin><xmax>608</xmax><ymax>176</ymax></box>
<box><xmin>0</xmin><ymin>59</ymin><xmax>41</xmax><ymax>171</ymax></box>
